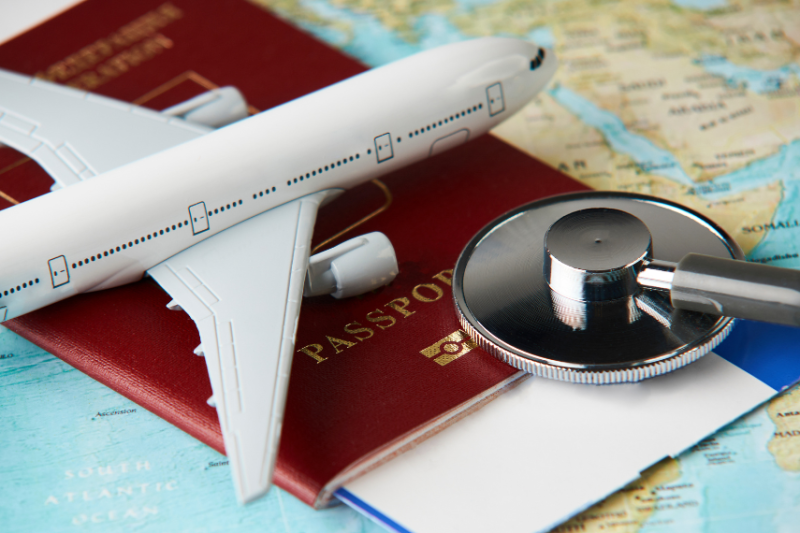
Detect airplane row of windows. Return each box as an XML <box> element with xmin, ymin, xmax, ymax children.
<box><xmin>71</xmin><ymin>220</ymin><xmax>191</xmax><ymax>269</ymax></box>
<box><xmin>0</xmin><ymin>278</ymin><xmax>40</xmax><ymax>298</ymax></box>
<box><xmin>407</xmin><ymin>103</ymin><xmax>483</xmax><ymax>140</ymax></box>
<box><xmin>208</xmin><ymin>199</ymin><xmax>243</xmax><ymax>218</ymax></box>
<box><xmin>253</xmin><ymin>187</ymin><xmax>277</xmax><ymax>199</ymax></box>
<box><xmin>287</xmin><ymin>153</ymin><xmax>363</xmax><ymax>186</ymax></box>
<box><xmin>530</xmin><ymin>48</ymin><xmax>546</xmax><ymax>70</ymax></box>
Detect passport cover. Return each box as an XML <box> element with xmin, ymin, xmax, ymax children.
<box><xmin>0</xmin><ymin>0</ymin><xmax>586</xmax><ymax>507</ymax></box>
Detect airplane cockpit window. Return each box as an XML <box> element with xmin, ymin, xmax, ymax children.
<box><xmin>530</xmin><ymin>48</ymin><xmax>546</xmax><ymax>70</ymax></box>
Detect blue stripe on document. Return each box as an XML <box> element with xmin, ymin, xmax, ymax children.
<box><xmin>714</xmin><ymin>319</ymin><xmax>800</xmax><ymax>392</ymax></box>
<box><xmin>335</xmin><ymin>488</ymin><xmax>414</xmax><ymax>533</ymax></box>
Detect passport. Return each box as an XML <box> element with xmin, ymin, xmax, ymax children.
<box><xmin>0</xmin><ymin>0</ymin><xmax>585</xmax><ymax>507</ymax></box>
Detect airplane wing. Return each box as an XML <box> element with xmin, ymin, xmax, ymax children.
<box><xmin>0</xmin><ymin>68</ymin><xmax>319</xmax><ymax>502</ymax></box>
<box><xmin>147</xmin><ymin>190</ymin><xmax>333</xmax><ymax>503</ymax></box>
<box><xmin>0</xmin><ymin>69</ymin><xmax>211</xmax><ymax>189</ymax></box>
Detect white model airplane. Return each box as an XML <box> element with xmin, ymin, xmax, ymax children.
<box><xmin>0</xmin><ymin>38</ymin><xmax>556</xmax><ymax>503</ymax></box>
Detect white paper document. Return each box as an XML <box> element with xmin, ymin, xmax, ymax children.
<box><xmin>340</xmin><ymin>320</ymin><xmax>799</xmax><ymax>533</ymax></box>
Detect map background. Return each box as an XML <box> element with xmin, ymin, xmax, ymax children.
<box><xmin>2</xmin><ymin>0</ymin><xmax>800</xmax><ymax>531</ymax></box>
<box><xmin>0</xmin><ymin>328</ymin><xmax>385</xmax><ymax>532</ymax></box>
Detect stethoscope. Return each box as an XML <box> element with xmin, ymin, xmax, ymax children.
<box><xmin>452</xmin><ymin>191</ymin><xmax>800</xmax><ymax>384</ymax></box>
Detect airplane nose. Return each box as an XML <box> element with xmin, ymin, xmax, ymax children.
<box><xmin>529</xmin><ymin>47</ymin><xmax>547</xmax><ymax>70</ymax></box>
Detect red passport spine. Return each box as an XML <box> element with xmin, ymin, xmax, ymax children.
<box><xmin>0</xmin><ymin>0</ymin><xmax>587</xmax><ymax>507</ymax></box>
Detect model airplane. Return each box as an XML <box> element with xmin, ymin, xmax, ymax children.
<box><xmin>0</xmin><ymin>37</ymin><xmax>557</xmax><ymax>503</ymax></box>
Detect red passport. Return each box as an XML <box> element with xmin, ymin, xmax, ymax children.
<box><xmin>0</xmin><ymin>0</ymin><xmax>586</xmax><ymax>507</ymax></box>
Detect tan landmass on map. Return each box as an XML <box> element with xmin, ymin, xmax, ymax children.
<box><xmin>706</xmin><ymin>1</ymin><xmax>800</xmax><ymax>69</ymax></box>
<box><xmin>679</xmin><ymin>181</ymin><xmax>781</xmax><ymax>254</ymax></box>
<box><xmin>480</xmin><ymin>2</ymin><xmax>797</xmax><ymax>173</ymax></box>
<box><xmin>492</xmin><ymin>91</ymin><xmax>615</xmax><ymax>180</ymax></box>
<box><xmin>550</xmin><ymin>458</ymin><xmax>681</xmax><ymax>533</ymax></box>
<box><xmin>767</xmin><ymin>384</ymin><xmax>800</xmax><ymax>472</ymax></box>
<box><xmin>559</xmin><ymin>45</ymin><xmax>794</xmax><ymax>183</ymax></box>
<box><xmin>451</xmin><ymin>0</ymin><xmax>799</xmax><ymax>256</ymax></box>
<box><xmin>453</xmin><ymin>0</ymin><xmax>799</xmax><ymax>69</ymax></box>
<box><xmin>455</xmin><ymin>0</ymin><xmax>800</xmax><ymax>177</ymax></box>
<box><xmin>493</xmin><ymin>93</ymin><xmax>782</xmax><ymax>255</ymax></box>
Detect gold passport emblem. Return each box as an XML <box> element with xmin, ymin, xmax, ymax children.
<box><xmin>420</xmin><ymin>330</ymin><xmax>477</xmax><ymax>366</ymax></box>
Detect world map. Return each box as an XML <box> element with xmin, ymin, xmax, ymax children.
<box><xmin>0</xmin><ymin>328</ymin><xmax>385</xmax><ymax>532</ymax></box>
<box><xmin>244</xmin><ymin>0</ymin><xmax>800</xmax><ymax>531</ymax></box>
<box><xmin>2</xmin><ymin>0</ymin><xmax>800</xmax><ymax>532</ymax></box>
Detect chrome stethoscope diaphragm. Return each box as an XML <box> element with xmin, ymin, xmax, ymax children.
<box><xmin>453</xmin><ymin>191</ymin><xmax>800</xmax><ymax>384</ymax></box>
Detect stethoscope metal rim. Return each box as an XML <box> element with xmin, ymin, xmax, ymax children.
<box><xmin>452</xmin><ymin>191</ymin><xmax>743</xmax><ymax>384</ymax></box>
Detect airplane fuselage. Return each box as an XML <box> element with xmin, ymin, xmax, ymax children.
<box><xmin>0</xmin><ymin>38</ymin><xmax>556</xmax><ymax>320</ymax></box>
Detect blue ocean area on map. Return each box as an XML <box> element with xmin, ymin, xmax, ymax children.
<box><xmin>455</xmin><ymin>0</ymin><xmax>501</xmax><ymax>6</ymax></box>
<box><xmin>302</xmin><ymin>0</ymin><xmax>429</xmax><ymax>65</ymax></box>
<box><xmin>301</xmin><ymin>0</ymin><xmax>554</xmax><ymax>68</ymax></box>
<box><xmin>702</xmin><ymin>140</ymin><xmax>800</xmax><ymax>268</ymax></box>
<box><xmin>296</xmin><ymin>0</ymin><xmax>753</xmax><ymax>71</ymax></box>
<box><xmin>697</xmin><ymin>56</ymin><xmax>800</xmax><ymax>94</ymax></box>
<box><xmin>548</xmin><ymin>84</ymin><xmax>695</xmax><ymax>185</ymax></box>
<box><xmin>414</xmin><ymin>15</ymin><xmax>465</xmax><ymax>50</ymax></box>
<box><xmin>642</xmin><ymin>405</ymin><xmax>800</xmax><ymax>533</ymax></box>
<box><xmin>687</xmin><ymin>411</ymin><xmax>800</xmax><ymax>533</ymax></box>
<box><xmin>671</xmin><ymin>0</ymin><xmax>728</xmax><ymax>9</ymax></box>
<box><xmin>0</xmin><ymin>329</ymin><xmax>382</xmax><ymax>533</ymax></box>
<box><xmin>526</xmin><ymin>27</ymin><xmax>555</xmax><ymax>48</ymax></box>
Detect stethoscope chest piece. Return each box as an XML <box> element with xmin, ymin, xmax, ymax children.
<box><xmin>453</xmin><ymin>191</ymin><xmax>742</xmax><ymax>384</ymax></box>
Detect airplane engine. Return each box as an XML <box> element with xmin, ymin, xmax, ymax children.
<box><xmin>304</xmin><ymin>232</ymin><xmax>399</xmax><ymax>299</ymax></box>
